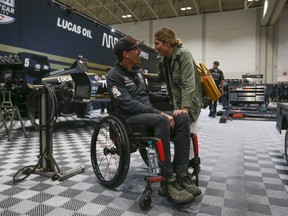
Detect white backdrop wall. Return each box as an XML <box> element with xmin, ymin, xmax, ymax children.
<box><xmin>112</xmin><ymin>6</ymin><xmax>288</xmax><ymax>82</ymax></box>
<box><xmin>205</xmin><ymin>10</ymin><xmax>257</xmax><ymax>79</ymax></box>
<box><xmin>277</xmin><ymin>5</ymin><xmax>288</xmax><ymax>82</ymax></box>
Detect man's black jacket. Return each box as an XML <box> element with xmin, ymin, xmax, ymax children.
<box><xmin>107</xmin><ymin>64</ymin><xmax>168</xmax><ymax>118</ymax></box>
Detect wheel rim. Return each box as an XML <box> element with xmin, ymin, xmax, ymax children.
<box><xmin>91</xmin><ymin>116</ymin><xmax>130</xmax><ymax>188</ymax></box>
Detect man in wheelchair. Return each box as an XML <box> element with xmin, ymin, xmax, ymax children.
<box><xmin>106</xmin><ymin>35</ymin><xmax>201</xmax><ymax>204</ymax></box>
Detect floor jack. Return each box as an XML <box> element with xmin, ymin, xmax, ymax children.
<box><xmin>23</xmin><ymin>86</ymin><xmax>85</xmax><ymax>181</ymax></box>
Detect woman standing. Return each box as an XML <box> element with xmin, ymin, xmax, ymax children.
<box><xmin>145</xmin><ymin>27</ymin><xmax>204</xmax><ymax>160</ymax></box>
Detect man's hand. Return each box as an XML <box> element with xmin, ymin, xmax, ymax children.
<box><xmin>161</xmin><ymin>112</ymin><xmax>175</xmax><ymax>128</ymax></box>
<box><xmin>173</xmin><ymin>107</ymin><xmax>189</xmax><ymax>116</ymax></box>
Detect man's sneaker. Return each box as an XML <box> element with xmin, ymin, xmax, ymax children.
<box><xmin>166</xmin><ymin>178</ymin><xmax>194</xmax><ymax>204</ymax></box>
<box><xmin>208</xmin><ymin>111</ymin><xmax>213</xmax><ymax>117</ymax></box>
<box><xmin>177</xmin><ymin>171</ymin><xmax>202</xmax><ymax>197</ymax></box>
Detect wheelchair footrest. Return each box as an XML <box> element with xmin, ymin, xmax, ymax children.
<box><xmin>145</xmin><ymin>176</ymin><xmax>165</xmax><ymax>183</ymax></box>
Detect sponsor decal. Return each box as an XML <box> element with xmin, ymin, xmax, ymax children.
<box><xmin>94</xmin><ymin>75</ymin><xmax>100</xmax><ymax>82</ymax></box>
<box><xmin>98</xmin><ymin>80</ymin><xmax>107</xmax><ymax>88</ymax></box>
<box><xmin>0</xmin><ymin>53</ymin><xmax>21</xmax><ymax>64</ymax></box>
<box><xmin>140</xmin><ymin>51</ymin><xmax>149</xmax><ymax>60</ymax></box>
<box><xmin>123</xmin><ymin>76</ymin><xmax>134</xmax><ymax>86</ymax></box>
<box><xmin>0</xmin><ymin>0</ymin><xmax>15</xmax><ymax>24</ymax></box>
<box><xmin>102</xmin><ymin>33</ymin><xmax>118</xmax><ymax>49</ymax></box>
<box><xmin>57</xmin><ymin>76</ymin><xmax>73</xmax><ymax>83</ymax></box>
<box><xmin>137</xmin><ymin>73</ymin><xmax>144</xmax><ymax>83</ymax></box>
<box><xmin>23</xmin><ymin>58</ymin><xmax>50</xmax><ymax>71</ymax></box>
<box><xmin>49</xmin><ymin>68</ymin><xmax>65</xmax><ymax>76</ymax></box>
<box><xmin>56</xmin><ymin>17</ymin><xmax>93</xmax><ymax>39</ymax></box>
<box><xmin>111</xmin><ymin>86</ymin><xmax>121</xmax><ymax>97</ymax></box>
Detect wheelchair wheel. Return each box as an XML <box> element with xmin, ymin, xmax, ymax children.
<box><xmin>139</xmin><ymin>189</ymin><xmax>152</xmax><ymax>210</ymax></box>
<box><xmin>91</xmin><ymin>115</ymin><xmax>131</xmax><ymax>189</ymax></box>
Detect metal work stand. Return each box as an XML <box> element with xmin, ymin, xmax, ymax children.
<box><xmin>0</xmin><ymin>90</ymin><xmax>27</xmax><ymax>141</ymax></box>
<box><xmin>24</xmin><ymin>87</ymin><xmax>85</xmax><ymax>181</ymax></box>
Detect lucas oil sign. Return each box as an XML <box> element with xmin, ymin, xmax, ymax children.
<box><xmin>57</xmin><ymin>17</ymin><xmax>93</xmax><ymax>39</ymax></box>
<box><xmin>0</xmin><ymin>0</ymin><xmax>15</xmax><ymax>24</ymax></box>
<box><xmin>0</xmin><ymin>0</ymin><xmax>157</xmax><ymax>75</ymax></box>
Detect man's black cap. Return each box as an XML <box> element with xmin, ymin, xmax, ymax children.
<box><xmin>114</xmin><ymin>35</ymin><xmax>144</xmax><ymax>56</ymax></box>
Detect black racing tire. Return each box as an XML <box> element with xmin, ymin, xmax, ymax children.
<box><xmin>90</xmin><ymin>115</ymin><xmax>131</xmax><ymax>189</ymax></box>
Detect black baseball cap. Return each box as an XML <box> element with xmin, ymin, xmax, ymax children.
<box><xmin>114</xmin><ymin>35</ymin><xmax>144</xmax><ymax>57</ymax></box>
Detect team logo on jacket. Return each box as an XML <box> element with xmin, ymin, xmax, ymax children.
<box><xmin>111</xmin><ymin>86</ymin><xmax>121</xmax><ymax>98</ymax></box>
<box><xmin>0</xmin><ymin>0</ymin><xmax>15</xmax><ymax>24</ymax></box>
<box><xmin>136</xmin><ymin>73</ymin><xmax>144</xmax><ymax>83</ymax></box>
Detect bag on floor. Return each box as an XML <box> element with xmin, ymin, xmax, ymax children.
<box><xmin>197</xmin><ymin>63</ymin><xmax>221</xmax><ymax>101</ymax></box>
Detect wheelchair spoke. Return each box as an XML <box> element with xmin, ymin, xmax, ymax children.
<box><xmin>105</xmin><ymin>154</ymin><xmax>120</xmax><ymax>180</ymax></box>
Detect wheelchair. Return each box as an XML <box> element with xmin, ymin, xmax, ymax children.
<box><xmin>90</xmin><ymin>112</ymin><xmax>201</xmax><ymax>210</ymax></box>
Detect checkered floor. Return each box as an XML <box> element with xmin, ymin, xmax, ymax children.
<box><xmin>1</xmin><ymin>107</ymin><xmax>288</xmax><ymax>216</ymax></box>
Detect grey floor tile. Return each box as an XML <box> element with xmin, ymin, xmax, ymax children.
<box><xmin>1</xmin><ymin>108</ymin><xmax>288</xmax><ymax>215</ymax></box>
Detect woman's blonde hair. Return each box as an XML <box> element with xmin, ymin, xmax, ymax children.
<box><xmin>154</xmin><ymin>27</ymin><xmax>182</xmax><ymax>47</ymax></box>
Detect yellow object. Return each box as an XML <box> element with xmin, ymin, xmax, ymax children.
<box><xmin>197</xmin><ymin>63</ymin><xmax>221</xmax><ymax>101</ymax></box>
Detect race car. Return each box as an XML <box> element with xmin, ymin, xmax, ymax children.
<box><xmin>0</xmin><ymin>52</ymin><xmax>105</xmax><ymax>117</ymax></box>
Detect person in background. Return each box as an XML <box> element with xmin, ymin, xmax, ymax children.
<box><xmin>208</xmin><ymin>61</ymin><xmax>224</xmax><ymax>118</ymax></box>
<box><xmin>107</xmin><ymin>35</ymin><xmax>201</xmax><ymax>204</ymax></box>
<box><xmin>144</xmin><ymin>27</ymin><xmax>204</xmax><ymax>162</ymax></box>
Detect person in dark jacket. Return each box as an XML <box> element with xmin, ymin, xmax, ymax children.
<box><xmin>208</xmin><ymin>61</ymin><xmax>224</xmax><ymax>117</ymax></box>
<box><xmin>106</xmin><ymin>35</ymin><xmax>201</xmax><ymax>204</ymax></box>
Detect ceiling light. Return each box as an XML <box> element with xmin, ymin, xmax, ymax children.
<box><xmin>263</xmin><ymin>0</ymin><xmax>268</xmax><ymax>18</ymax></box>
<box><xmin>122</xmin><ymin>14</ymin><xmax>132</xmax><ymax>19</ymax></box>
<box><xmin>111</xmin><ymin>28</ymin><xmax>115</xmax><ymax>32</ymax></box>
<box><xmin>181</xmin><ymin>7</ymin><xmax>192</xmax><ymax>11</ymax></box>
